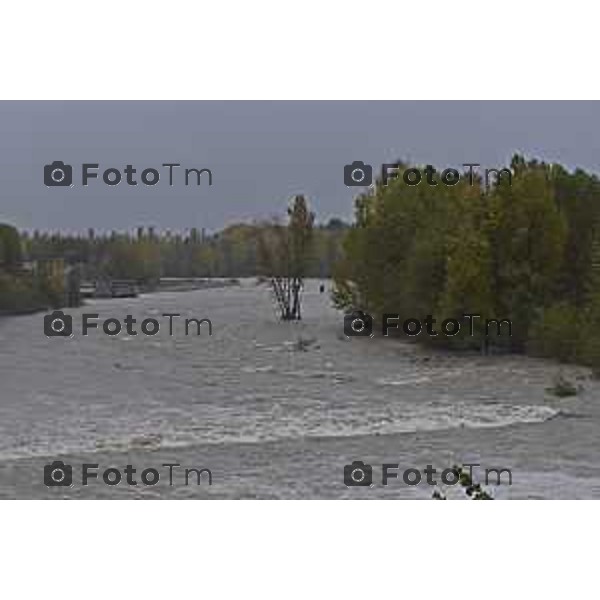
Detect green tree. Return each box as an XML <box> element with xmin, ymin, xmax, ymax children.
<box><xmin>489</xmin><ymin>161</ymin><xmax>567</xmax><ymax>349</ymax></box>
<box><xmin>259</xmin><ymin>195</ymin><xmax>314</xmax><ymax>320</ymax></box>
<box><xmin>0</xmin><ymin>223</ymin><xmax>22</xmax><ymax>272</ymax></box>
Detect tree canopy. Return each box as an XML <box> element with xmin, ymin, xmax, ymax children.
<box><xmin>333</xmin><ymin>155</ymin><xmax>600</xmax><ymax>364</ymax></box>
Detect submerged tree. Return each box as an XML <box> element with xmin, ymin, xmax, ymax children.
<box><xmin>258</xmin><ymin>195</ymin><xmax>314</xmax><ymax>320</ymax></box>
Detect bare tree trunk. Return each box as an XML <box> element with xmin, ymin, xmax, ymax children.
<box><xmin>290</xmin><ymin>277</ymin><xmax>302</xmax><ymax>320</ymax></box>
<box><xmin>272</xmin><ymin>276</ymin><xmax>303</xmax><ymax>320</ymax></box>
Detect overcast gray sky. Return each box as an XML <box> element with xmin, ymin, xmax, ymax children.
<box><xmin>1</xmin><ymin>101</ymin><xmax>599</xmax><ymax>233</ymax></box>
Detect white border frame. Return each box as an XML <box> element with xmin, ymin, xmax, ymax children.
<box><xmin>1</xmin><ymin>1</ymin><xmax>598</xmax><ymax>598</ymax></box>
<box><xmin>1</xmin><ymin>1</ymin><xmax>598</xmax><ymax>99</ymax></box>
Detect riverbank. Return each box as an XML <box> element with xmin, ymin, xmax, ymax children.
<box><xmin>0</xmin><ymin>277</ymin><xmax>242</xmax><ymax>317</ymax></box>
<box><xmin>0</xmin><ymin>305</ymin><xmax>49</xmax><ymax>317</ymax></box>
<box><xmin>154</xmin><ymin>277</ymin><xmax>240</xmax><ymax>293</ymax></box>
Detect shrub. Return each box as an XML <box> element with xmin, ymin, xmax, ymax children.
<box><xmin>527</xmin><ymin>303</ymin><xmax>584</xmax><ymax>363</ymax></box>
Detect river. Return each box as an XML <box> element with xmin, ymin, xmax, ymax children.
<box><xmin>0</xmin><ymin>279</ymin><xmax>598</xmax><ymax>498</ymax></box>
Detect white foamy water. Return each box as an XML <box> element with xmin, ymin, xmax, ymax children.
<box><xmin>100</xmin><ymin>400</ymin><xmax>559</xmax><ymax>451</ymax></box>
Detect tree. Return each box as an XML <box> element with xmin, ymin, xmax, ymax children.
<box><xmin>0</xmin><ymin>224</ymin><xmax>22</xmax><ymax>272</ymax></box>
<box><xmin>489</xmin><ymin>161</ymin><xmax>567</xmax><ymax>349</ymax></box>
<box><xmin>332</xmin><ymin>156</ymin><xmax>577</xmax><ymax>357</ymax></box>
<box><xmin>437</xmin><ymin>190</ymin><xmax>496</xmax><ymax>351</ymax></box>
<box><xmin>258</xmin><ymin>195</ymin><xmax>314</xmax><ymax>320</ymax></box>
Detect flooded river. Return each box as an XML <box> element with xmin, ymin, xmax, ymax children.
<box><xmin>0</xmin><ymin>279</ymin><xmax>598</xmax><ymax>498</ymax></box>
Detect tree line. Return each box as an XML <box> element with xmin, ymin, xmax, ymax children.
<box><xmin>0</xmin><ymin>223</ymin><xmax>63</xmax><ymax>311</ymax></box>
<box><xmin>0</xmin><ymin>217</ymin><xmax>347</xmax><ymax>312</ymax></box>
<box><xmin>18</xmin><ymin>219</ymin><xmax>347</xmax><ymax>280</ymax></box>
<box><xmin>333</xmin><ymin>155</ymin><xmax>600</xmax><ymax>367</ymax></box>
